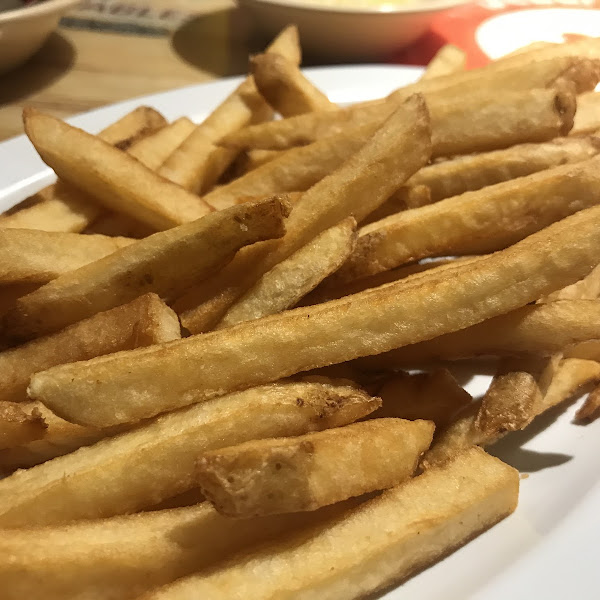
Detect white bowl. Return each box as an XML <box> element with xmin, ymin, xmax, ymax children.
<box><xmin>239</xmin><ymin>0</ymin><xmax>471</xmax><ymax>61</ymax></box>
<box><xmin>0</xmin><ymin>0</ymin><xmax>80</xmax><ymax>75</ymax></box>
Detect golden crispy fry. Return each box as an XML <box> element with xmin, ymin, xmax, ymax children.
<box><xmin>179</xmin><ymin>95</ymin><xmax>431</xmax><ymax>333</ymax></box>
<box><xmin>576</xmin><ymin>382</ymin><xmax>600</xmax><ymax>422</ymax></box>
<box><xmin>422</xmin><ymin>357</ymin><xmax>558</xmax><ymax>469</ymax></box>
<box><xmin>542</xmin><ymin>264</ymin><xmax>600</xmax><ymax>302</ymax></box>
<box><xmin>571</xmin><ymin>91</ymin><xmax>600</xmax><ymax>135</ymax></box>
<box><xmin>217</xmin><ymin>218</ymin><xmax>356</xmax><ymax>328</ymax></box>
<box><xmin>0</xmin><ymin>293</ymin><xmax>180</xmax><ymax>403</ymax></box>
<box><xmin>0</xmin><ymin>401</ymin><xmax>128</xmax><ymax>472</ymax></box>
<box><xmin>128</xmin><ymin>116</ymin><xmax>196</xmax><ymax>170</ymax></box>
<box><xmin>30</xmin><ymin>206</ymin><xmax>600</xmax><ymax>427</ymax></box>
<box><xmin>198</xmin><ymin>419</ymin><xmax>434</xmax><ymax>517</ymax></box>
<box><xmin>143</xmin><ymin>448</ymin><xmax>518</xmax><ymax>600</ymax></box>
<box><xmin>0</xmin><ymin>401</ymin><xmax>47</xmax><ymax>450</ymax></box>
<box><xmin>333</xmin><ymin>157</ymin><xmax>600</xmax><ymax>283</ymax></box>
<box><xmin>157</xmin><ymin>27</ymin><xmax>299</xmax><ymax>194</ymax></box>
<box><xmin>0</xmin><ymin>283</ymin><xmax>40</xmax><ymax>318</ymax></box>
<box><xmin>203</xmin><ymin>119</ymin><xmax>402</xmax><ymax>211</ymax></box>
<box><xmin>408</xmin><ymin>135</ymin><xmax>600</xmax><ymax>204</ymax></box>
<box><xmin>234</xmin><ymin>149</ymin><xmax>282</xmax><ymax>175</ymax></box>
<box><xmin>0</xmin><ymin>383</ymin><xmax>378</xmax><ymax>527</ymax></box>
<box><xmin>97</xmin><ymin>106</ymin><xmax>166</xmax><ymax>149</ymax></box>
<box><xmin>221</xmin><ymin>58</ymin><xmax>597</xmax><ymax>151</ymax></box>
<box><xmin>0</xmin><ymin>108</ymin><xmax>166</xmax><ymax>233</ymax></box>
<box><xmin>251</xmin><ymin>52</ymin><xmax>336</xmax><ymax>116</ymax></box>
<box><xmin>360</xmin><ymin>300</ymin><xmax>600</xmax><ymax>368</ymax></box>
<box><xmin>372</xmin><ymin>369</ymin><xmax>471</xmax><ymax>428</ymax></box>
<box><xmin>0</xmin><ymin>229</ymin><xmax>133</xmax><ymax>284</ymax></box>
<box><xmin>362</xmin><ymin>185</ymin><xmax>432</xmax><ymax>225</ymax></box>
<box><xmin>24</xmin><ymin>110</ymin><xmax>213</xmax><ymax>230</ymax></box>
<box><xmin>421</xmin><ymin>44</ymin><xmax>467</xmax><ymax>80</ymax></box>
<box><xmin>430</xmin><ymin>86</ymin><xmax>575</xmax><ymax>157</ymax></box>
<box><xmin>0</xmin><ymin>499</ymin><xmax>358</xmax><ymax>600</ymax></box>
<box><xmin>4</xmin><ymin>197</ymin><xmax>287</xmax><ymax>342</ymax></box>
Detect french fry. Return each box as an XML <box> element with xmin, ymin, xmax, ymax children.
<box><xmin>576</xmin><ymin>382</ymin><xmax>600</xmax><ymax>422</ymax></box>
<box><xmin>0</xmin><ymin>229</ymin><xmax>133</xmax><ymax>284</ymax></box>
<box><xmin>421</xmin><ymin>356</ymin><xmax>559</xmax><ymax>469</ymax></box>
<box><xmin>0</xmin><ymin>499</ymin><xmax>359</xmax><ymax>600</ymax></box>
<box><xmin>0</xmin><ymin>108</ymin><xmax>167</xmax><ymax>233</ymax></box>
<box><xmin>24</xmin><ymin>110</ymin><xmax>213</xmax><ymax>231</ymax></box>
<box><xmin>0</xmin><ymin>401</ymin><xmax>47</xmax><ymax>450</ymax></box>
<box><xmin>234</xmin><ymin>148</ymin><xmax>282</xmax><ymax>175</ymax></box>
<box><xmin>203</xmin><ymin>119</ymin><xmax>403</xmax><ymax>211</ymax></box>
<box><xmin>408</xmin><ymin>135</ymin><xmax>600</xmax><ymax>204</ymax></box>
<box><xmin>542</xmin><ymin>263</ymin><xmax>600</xmax><ymax>302</ymax></box>
<box><xmin>429</xmin><ymin>85</ymin><xmax>575</xmax><ymax>157</ymax></box>
<box><xmin>4</xmin><ymin>196</ymin><xmax>288</xmax><ymax>342</ymax></box>
<box><xmin>0</xmin><ymin>282</ymin><xmax>41</xmax><ymax>318</ymax></box>
<box><xmin>371</xmin><ymin>369</ymin><xmax>472</xmax><ymax>428</ymax></box>
<box><xmin>157</xmin><ymin>26</ymin><xmax>300</xmax><ymax>194</ymax></box>
<box><xmin>83</xmin><ymin>212</ymin><xmax>155</xmax><ymax>238</ymax></box>
<box><xmin>30</xmin><ymin>206</ymin><xmax>600</xmax><ymax>427</ymax></box>
<box><xmin>251</xmin><ymin>52</ymin><xmax>337</xmax><ymax>116</ymax></box>
<box><xmin>332</xmin><ymin>157</ymin><xmax>600</xmax><ymax>284</ymax></box>
<box><xmin>143</xmin><ymin>447</ymin><xmax>518</xmax><ymax>600</ymax></box>
<box><xmin>421</xmin><ymin>44</ymin><xmax>467</xmax><ymax>79</ymax></box>
<box><xmin>494</xmin><ymin>37</ymin><xmax>600</xmax><ymax>66</ymax></box>
<box><xmin>127</xmin><ymin>116</ymin><xmax>196</xmax><ymax>171</ymax></box>
<box><xmin>178</xmin><ymin>95</ymin><xmax>431</xmax><ymax>333</ymax></box>
<box><xmin>198</xmin><ymin>419</ymin><xmax>434</xmax><ymax>517</ymax></box>
<box><xmin>96</xmin><ymin>106</ymin><xmax>167</xmax><ymax>149</ymax></box>
<box><xmin>221</xmin><ymin>58</ymin><xmax>596</xmax><ymax>151</ymax></box>
<box><xmin>361</xmin><ymin>185</ymin><xmax>432</xmax><ymax>225</ymax></box>
<box><xmin>216</xmin><ymin>217</ymin><xmax>356</xmax><ymax>328</ymax></box>
<box><xmin>359</xmin><ymin>300</ymin><xmax>600</xmax><ymax>368</ymax></box>
<box><xmin>571</xmin><ymin>91</ymin><xmax>600</xmax><ymax>135</ymax></box>
<box><xmin>0</xmin><ymin>401</ymin><xmax>128</xmax><ymax>472</ymax></box>
<box><xmin>0</xmin><ymin>293</ymin><xmax>180</xmax><ymax>403</ymax></box>
<box><xmin>0</xmin><ymin>382</ymin><xmax>378</xmax><ymax>527</ymax></box>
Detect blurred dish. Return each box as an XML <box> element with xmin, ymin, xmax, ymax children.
<box><xmin>239</xmin><ymin>0</ymin><xmax>471</xmax><ymax>60</ymax></box>
<box><xmin>0</xmin><ymin>0</ymin><xmax>79</xmax><ymax>75</ymax></box>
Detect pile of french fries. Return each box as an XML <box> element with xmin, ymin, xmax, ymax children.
<box><xmin>2</xmin><ymin>25</ymin><xmax>600</xmax><ymax>599</ymax></box>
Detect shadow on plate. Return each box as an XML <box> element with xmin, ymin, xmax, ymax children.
<box><xmin>0</xmin><ymin>31</ymin><xmax>75</xmax><ymax>104</ymax></box>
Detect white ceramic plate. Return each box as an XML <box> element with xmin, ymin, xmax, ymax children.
<box><xmin>1</xmin><ymin>65</ymin><xmax>599</xmax><ymax>599</ymax></box>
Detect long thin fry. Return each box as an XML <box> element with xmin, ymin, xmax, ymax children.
<box><xmin>0</xmin><ymin>107</ymin><xmax>166</xmax><ymax>233</ymax></box>
<box><xmin>0</xmin><ymin>401</ymin><xmax>47</xmax><ymax>450</ymax></box>
<box><xmin>576</xmin><ymin>381</ymin><xmax>600</xmax><ymax>422</ymax></box>
<box><xmin>0</xmin><ymin>229</ymin><xmax>133</xmax><ymax>284</ymax></box>
<box><xmin>359</xmin><ymin>300</ymin><xmax>600</xmax><ymax>367</ymax></box>
<box><xmin>3</xmin><ymin>197</ymin><xmax>288</xmax><ymax>342</ymax></box>
<box><xmin>142</xmin><ymin>448</ymin><xmax>518</xmax><ymax>600</ymax></box>
<box><xmin>178</xmin><ymin>95</ymin><xmax>431</xmax><ymax>333</ymax></box>
<box><xmin>421</xmin><ymin>44</ymin><xmax>466</xmax><ymax>79</ymax></box>
<box><xmin>0</xmin><ymin>383</ymin><xmax>378</xmax><ymax>527</ymax></box>
<box><xmin>333</xmin><ymin>157</ymin><xmax>600</xmax><ymax>283</ymax></box>
<box><xmin>24</xmin><ymin>110</ymin><xmax>213</xmax><ymax>230</ymax></box>
<box><xmin>29</xmin><ymin>205</ymin><xmax>600</xmax><ymax>427</ymax></box>
<box><xmin>0</xmin><ymin>293</ymin><xmax>180</xmax><ymax>403</ymax></box>
<box><xmin>408</xmin><ymin>135</ymin><xmax>600</xmax><ymax>204</ymax></box>
<box><xmin>218</xmin><ymin>217</ymin><xmax>356</xmax><ymax>328</ymax></box>
<box><xmin>197</xmin><ymin>419</ymin><xmax>434</xmax><ymax>517</ymax></box>
<box><xmin>251</xmin><ymin>52</ymin><xmax>336</xmax><ymax>116</ymax></box>
<box><xmin>0</xmin><ymin>500</ymin><xmax>355</xmax><ymax>600</ymax></box>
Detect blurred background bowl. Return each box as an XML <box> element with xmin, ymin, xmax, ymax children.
<box><xmin>0</xmin><ymin>0</ymin><xmax>79</xmax><ymax>75</ymax></box>
<box><xmin>239</xmin><ymin>0</ymin><xmax>470</xmax><ymax>61</ymax></box>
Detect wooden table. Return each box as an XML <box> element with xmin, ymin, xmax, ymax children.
<box><xmin>0</xmin><ymin>0</ymin><xmax>277</xmax><ymax>141</ymax></box>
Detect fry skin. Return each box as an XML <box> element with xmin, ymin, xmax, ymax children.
<box><xmin>0</xmin><ymin>382</ymin><xmax>378</xmax><ymax>527</ymax></box>
<box><xmin>0</xmin><ymin>229</ymin><xmax>133</xmax><ymax>284</ymax></box>
<box><xmin>333</xmin><ymin>157</ymin><xmax>600</xmax><ymax>284</ymax></box>
<box><xmin>24</xmin><ymin>109</ymin><xmax>213</xmax><ymax>230</ymax></box>
<box><xmin>4</xmin><ymin>196</ymin><xmax>288</xmax><ymax>342</ymax></box>
<box><xmin>576</xmin><ymin>382</ymin><xmax>600</xmax><ymax>422</ymax></box>
<box><xmin>29</xmin><ymin>205</ymin><xmax>600</xmax><ymax>427</ymax></box>
<box><xmin>421</xmin><ymin>44</ymin><xmax>466</xmax><ymax>80</ymax></box>
<box><xmin>96</xmin><ymin>106</ymin><xmax>166</xmax><ymax>149</ymax></box>
<box><xmin>143</xmin><ymin>448</ymin><xmax>518</xmax><ymax>600</ymax></box>
<box><xmin>197</xmin><ymin>419</ymin><xmax>434</xmax><ymax>517</ymax></box>
<box><xmin>0</xmin><ymin>293</ymin><xmax>180</xmax><ymax>403</ymax></box>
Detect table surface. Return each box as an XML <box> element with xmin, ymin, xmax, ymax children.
<box><xmin>0</xmin><ymin>0</ymin><xmax>281</xmax><ymax>141</ymax></box>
